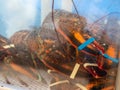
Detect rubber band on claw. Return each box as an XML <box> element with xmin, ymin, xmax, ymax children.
<box><xmin>78</xmin><ymin>37</ymin><xmax>95</xmax><ymax>50</ymax></box>
<box><xmin>103</xmin><ymin>54</ymin><xmax>119</xmax><ymax>64</ymax></box>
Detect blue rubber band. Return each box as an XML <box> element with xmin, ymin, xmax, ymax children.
<box><xmin>103</xmin><ymin>54</ymin><xmax>119</xmax><ymax>64</ymax></box>
<box><xmin>77</xmin><ymin>37</ymin><xmax>119</xmax><ymax>64</ymax></box>
<box><xmin>78</xmin><ymin>37</ymin><xmax>95</xmax><ymax>51</ymax></box>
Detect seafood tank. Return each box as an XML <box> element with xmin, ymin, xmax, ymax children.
<box><xmin>0</xmin><ymin>0</ymin><xmax>120</xmax><ymax>90</ymax></box>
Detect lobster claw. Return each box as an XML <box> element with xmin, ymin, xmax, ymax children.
<box><xmin>83</xmin><ymin>63</ymin><xmax>107</xmax><ymax>78</ymax></box>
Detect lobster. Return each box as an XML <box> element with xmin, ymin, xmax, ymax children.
<box><xmin>0</xmin><ymin>9</ymin><xmax>119</xmax><ymax>90</ymax></box>
<box><xmin>0</xmin><ymin>0</ymin><xmax>120</xmax><ymax>89</ymax></box>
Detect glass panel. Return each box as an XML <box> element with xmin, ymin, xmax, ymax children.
<box><xmin>0</xmin><ymin>0</ymin><xmax>120</xmax><ymax>90</ymax></box>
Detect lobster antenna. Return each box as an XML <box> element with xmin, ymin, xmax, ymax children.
<box><xmin>71</xmin><ymin>0</ymin><xmax>79</xmax><ymax>16</ymax></box>
<box><xmin>51</xmin><ymin>0</ymin><xmax>60</xmax><ymax>42</ymax></box>
<box><xmin>51</xmin><ymin>0</ymin><xmax>66</xmax><ymax>52</ymax></box>
<box><xmin>71</xmin><ymin>0</ymin><xmax>120</xmax><ymax>30</ymax></box>
<box><xmin>71</xmin><ymin>0</ymin><xmax>85</xmax><ymax>28</ymax></box>
<box><xmin>89</xmin><ymin>12</ymin><xmax>120</xmax><ymax>29</ymax></box>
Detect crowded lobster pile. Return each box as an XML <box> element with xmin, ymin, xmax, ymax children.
<box><xmin>0</xmin><ymin>10</ymin><xmax>119</xmax><ymax>90</ymax></box>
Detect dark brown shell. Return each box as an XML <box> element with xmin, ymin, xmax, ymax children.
<box><xmin>41</xmin><ymin>10</ymin><xmax>86</xmax><ymax>41</ymax></box>
<box><xmin>9</xmin><ymin>10</ymin><xmax>114</xmax><ymax>78</ymax></box>
<box><xmin>38</xmin><ymin>10</ymin><xmax>99</xmax><ymax>77</ymax></box>
<box><xmin>10</xmin><ymin>30</ymin><xmax>43</xmax><ymax>67</ymax></box>
<box><xmin>0</xmin><ymin>35</ymin><xmax>13</xmax><ymax>61</ymax></box>
<box><xmin>9</xmin><ymin>10</ymin><xmax>93</xmax><ymax>77</ymax></box>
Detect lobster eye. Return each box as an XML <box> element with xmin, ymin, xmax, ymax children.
<box><xmin>99</xmin><ymin>42</ymin><xmax>109</xmax><ymax>50</ymax></box>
